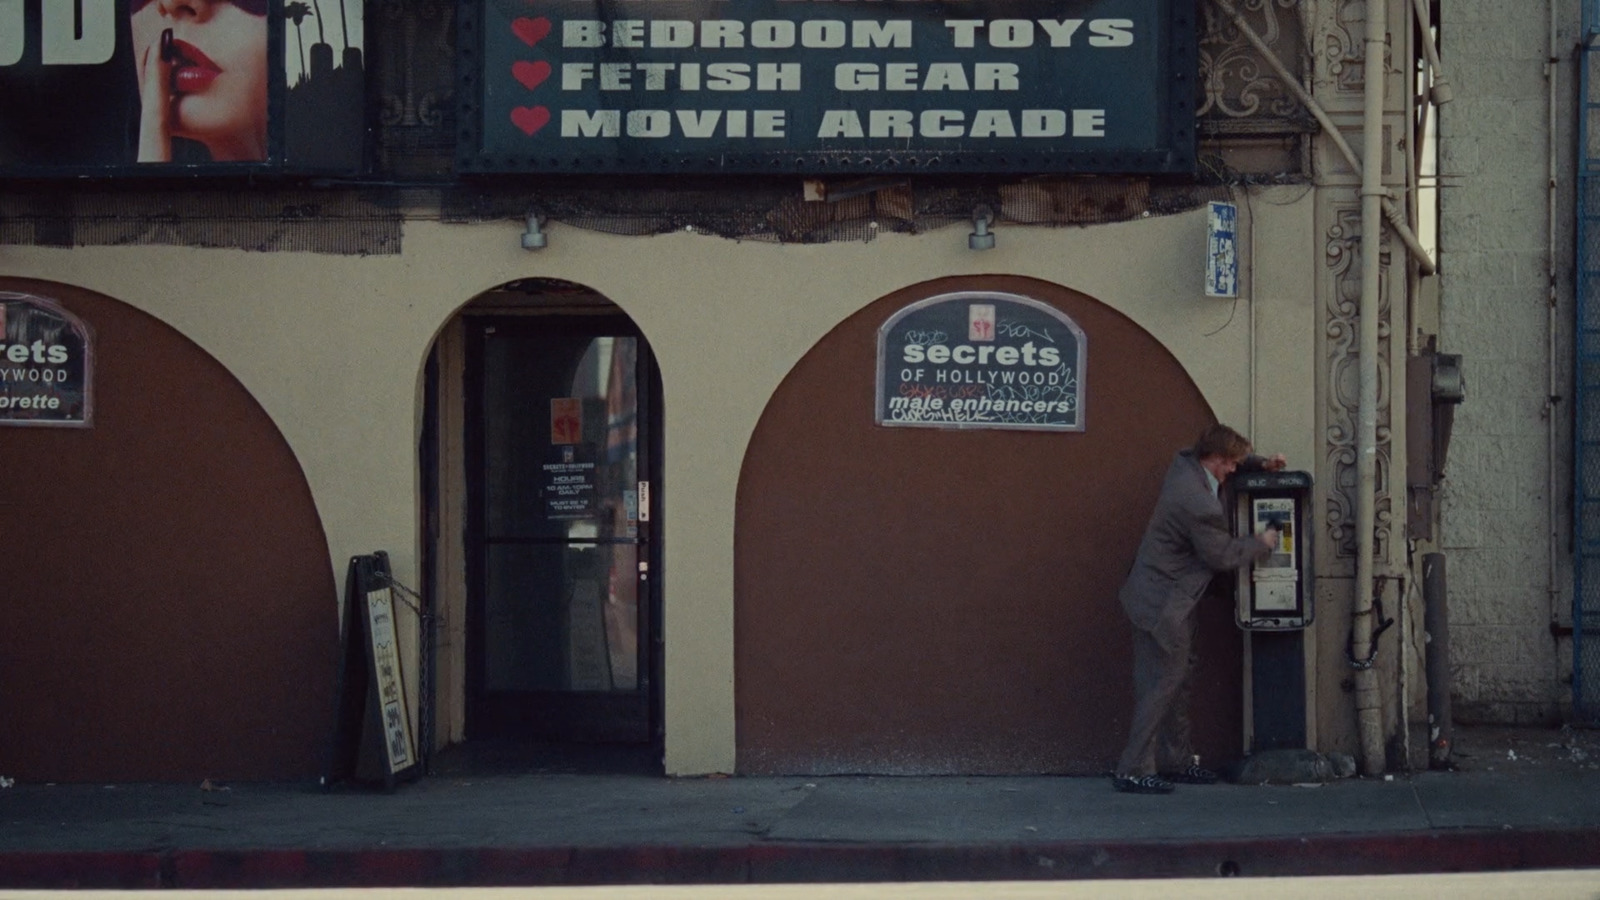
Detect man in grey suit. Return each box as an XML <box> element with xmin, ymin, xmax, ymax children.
<box><xmin>1112</xmin><ymin>423</ymin><xmax>1284</xmax><ymax>794</ymax></box>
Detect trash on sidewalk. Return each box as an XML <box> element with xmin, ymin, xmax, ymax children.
<box><xmin>1226</xmin><ymin>749</ymin><xmax>1357</xmax><ymax>785</ymax></box>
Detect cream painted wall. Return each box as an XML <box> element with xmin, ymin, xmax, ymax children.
<box><xmin>1</xmin><ymin>186</ymin><xmax>1317</xmax><ymax>774</ymax></box>
<box><xmin>1243</xmin><ymin>187</ymin><xmax>1320</xmax><ymax>480</ymax></box>
<box><xmin>1237</xmin><ymin>187</ymin><xmax>1322</xmax><ymax>749</ymax></box>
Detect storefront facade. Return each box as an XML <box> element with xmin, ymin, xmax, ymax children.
<box><xmin>0</xmin><ymin>0</ymin><xmax>1447</xmax><ymax>781</ymax></box>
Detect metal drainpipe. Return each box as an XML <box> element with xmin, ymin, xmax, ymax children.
<box><xmin>1547</xmin><ymin>0</ymin><xmax>1563</xmax><ymax>652</ymax></box>
<box><xmin>1411</xmin><ymin>0</ymin><xmax>1454</xmax><ymax>105</ymax></box>
<box><xmin>1424</xmin><ymin>552</ymin><xmax>1453</xmax><ymax>767</ymax></box>
<box><xmin>1353</xmin><ymin>0</ymin><xmax>1390</xmax><ymax>777</ymax></box>
<box><xmin>1209</xmin><ymin>0</ymin><xmax>1435</xmax><ymax>278</ymax></box>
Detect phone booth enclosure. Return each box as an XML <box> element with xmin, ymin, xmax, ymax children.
<box><xmin>1231</xmin><ymin>470</ymin><xmax>1313</xmax><ymax>752</ymax></box>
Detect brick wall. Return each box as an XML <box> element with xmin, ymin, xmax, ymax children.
<box><xmin>1436</xmin><ymin>0</ymin><xmax>1577</xmax><ymax>724</ymax></box>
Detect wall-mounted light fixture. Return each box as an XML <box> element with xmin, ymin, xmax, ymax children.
<box><xmin>520</xmin><ymin>213</ymin><xmax>547</xmax><ymax>251</ymax></box>
<box><xmin>968</xmin><ymin>205</ymin><xmax>996</xmax><ymax>251</ymax></box>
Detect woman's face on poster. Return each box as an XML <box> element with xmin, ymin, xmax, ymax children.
<box><xmin>130</xmin><ymin>0</ymin><xmax>268</xmax><ymax>160</ymax></box>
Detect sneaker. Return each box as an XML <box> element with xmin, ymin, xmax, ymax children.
<box><xmin>1111</xmin><ymin>774</ymin><xmax>1175</xmax><ymax>794</ymax></box>
<box><xmin>1161</xmin><ymin>764</ymin><xmax>1218</xmax><ymax>785</ymax></box>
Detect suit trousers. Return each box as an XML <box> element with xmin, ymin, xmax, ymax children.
<box><xmin>1115</xmin><ymin>611</ymin><xmax>1199</xmax><ymax>777</ymax></box>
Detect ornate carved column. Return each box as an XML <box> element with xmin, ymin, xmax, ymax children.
<box><xmin>1309</xmin><ymin>0</ymin><xmax>1416</xmax><ymax>760</ymax></box>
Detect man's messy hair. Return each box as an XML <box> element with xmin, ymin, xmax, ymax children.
<box><xmin>1193</xmin><ymin>423</ymin><xmax>1252</xmax><ymax>461</ymax></box>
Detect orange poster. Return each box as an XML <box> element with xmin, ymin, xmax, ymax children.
<box><xmin>551</xmin><ymin>397</ymin><xmax>582</xmax><ymax>445</ymax></box>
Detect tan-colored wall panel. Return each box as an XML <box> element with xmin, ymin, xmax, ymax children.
<box><xmin>735</xmin><ymin>275</ymin><xmax>1233</xmax><ymax>774</ymax></box>
<box><xmin>0</xmin><ymin>278</ymin><xmax>337</xmax><ymax>781</ymax></box>
<box><xmin>1</xmin><ymin>189</ymin><xmax>1318</xmax><ymax>774</ymax></box>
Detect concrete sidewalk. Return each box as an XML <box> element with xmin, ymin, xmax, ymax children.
<box><xmin>3</xmin><ymin>727</ymin><xmax>1599</xmax><ymax>889</ymax></box>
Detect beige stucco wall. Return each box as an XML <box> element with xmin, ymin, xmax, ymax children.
<box><xmin>0</xmin><ymin>184</ymin><xmax>1318</xmax><ymax>773</ymax></box>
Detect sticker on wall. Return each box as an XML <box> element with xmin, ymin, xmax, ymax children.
<box><xmin>876</xmin><ymin>291</ymin><xmax>1086</xmax><ymax>432</ymax></box>
<box><xmin>1206</xmin><ymin>200</ymin><xmax>1239</xmax><ymax>298</ymax></box>
<box><xmin>967</xmin><ymin>304</ymin><xmax>996</xmax><ymax>341</ymax></box>
<box><xmin>0</xmin><ymin>292</ymin><xmax>94</xmax><ymax>428</ymax></box>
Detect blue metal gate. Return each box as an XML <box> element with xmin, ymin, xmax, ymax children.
<box><xmin>1576</xmin><ymin>9</ymin><xmax>1600</xmax><ymax>724</ymax></box>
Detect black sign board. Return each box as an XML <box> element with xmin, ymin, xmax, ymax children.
<box><xmin>0</xmin><ymin>292</ymin><xmax>94</xmax><ymax>428</ymax></box>
<box><xmin>458</xmin><ymin>0</ymin><xmax>1195</xmax><ymax>174</ymax></box>
<box><xmin>0</xmin><ymin>0</ymin><xmax>365</xmax><ymax>176</ymax></box>
<box><xmin>876</xmin><ymin>291</ymin><xmax>1086</xmax><ymax>432</ymax></box>
<box><xmin>324</xmin><ymin>552</ymin><xmax>421</xmax><ymax>792</ymax></box>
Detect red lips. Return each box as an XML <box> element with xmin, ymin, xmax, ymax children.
<box><xmin>168</xmin><ymin>38</ymin><xmax>221</xmax><ymax>94</ymax></box>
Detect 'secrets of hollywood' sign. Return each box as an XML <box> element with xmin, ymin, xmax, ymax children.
<box><xmin>876</xmin><ymin>291</ymin><xmax>1087</xmax><ymax>433</ymax></box>
<box><xmin>0</xmin><ymin>292</ymin><xmax>94</xmax><ymax>428</ymax></box>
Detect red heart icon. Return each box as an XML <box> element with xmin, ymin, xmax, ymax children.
<box><xmin>512</xmin><ymin>60</ymin><xmax>551</xmax><ymax>91</ymax></box>
<box><xmin>511</xmin><ymin>17</ymin><xmax>551</xmax><ymax>47</ymax></box>
<box><xmin>511</xmin><ymin>106</ymin><xmax>550</xmax><ymax>136</ymax></box>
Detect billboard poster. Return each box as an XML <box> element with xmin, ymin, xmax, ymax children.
<box><xmin>876</xmin><ymin>291</ymin><xmax>1086</xmax><ymax>432</ymax></box>
<box><xmin>0</xmin><ymin>292</ymin><xmax>94</xmax><ymax>428</ymax></box>
<box><xmin>0</xmin><ymin>0</ymin><xmax>365</xmax><ymax>175</ymax></box>
<box><xmin>457</xmin><ymin>0</ymin><xmax>1195</xmax><ymax>174</ymax></box>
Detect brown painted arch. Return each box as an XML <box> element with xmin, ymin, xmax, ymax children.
<box><xmin>735</xmin><ymin>275</ymin><xmax>1241</xmax><ymax>775</ymax></box>
<box><xmin>0</xmin><ymin>278</ymin><xmax>337</xmax><ymax>782</ymax></box>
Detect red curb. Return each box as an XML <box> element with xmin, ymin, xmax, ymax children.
<box><xmin>0</xmin><ymin>851</ymin><xmax>165</xmax><ymax>889</ymax></box>
<box><xmin>3</xmin><ymin>829</ymin><xmax>1599</xmax><ymax>889</ymax></box>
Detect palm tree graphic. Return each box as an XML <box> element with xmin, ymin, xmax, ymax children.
<box><xmin>286</xmin><ymin>1</ymin><xmax>312</xmax><ymax>84</ymax></box>
<box><xmin>308</xmin><ymin>0</ymin><xmax>327</xmax><ymax>47</ymax></box>
<box><xmin>337</xmin><ymin>0</ymin><xmax>351</xmax><ymax>52</ymax></box>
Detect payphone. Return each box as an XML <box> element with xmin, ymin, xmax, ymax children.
<box><xmin>1232</xmin><ymin>469</ymin><xmax>1313</xmax><ymax>630</ymax></box>
<box><xmin>1230</xmin><ymin>469</ymin><xmax>1313</xmax><ymax>752</ymax></box>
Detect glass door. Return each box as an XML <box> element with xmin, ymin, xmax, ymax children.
<box><xmin>465</xmin><ymin>315</ymin><xmax>656</xmax><ymax>745</ymax></box>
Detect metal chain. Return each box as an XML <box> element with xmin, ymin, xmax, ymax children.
<box><xmin>376</xmin><ymin>572</ymin><xmax>426</xmax><ymax>619</ymax></box>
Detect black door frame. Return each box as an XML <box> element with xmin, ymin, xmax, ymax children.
<box><xmin>456</xmin><ymin>311</ymin><xmax>664</xmax><ymax>753</ymax></box>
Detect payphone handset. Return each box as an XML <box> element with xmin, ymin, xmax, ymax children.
<box><xmin>1231</xmin><ymin>470</ymin><xmax>1313</xmax><ymax>630</ymax></box>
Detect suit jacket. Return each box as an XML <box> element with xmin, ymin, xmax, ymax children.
<box><xmin>1119</xmin><ymin>449</ymin><xmax>1273</xmax><ymax>650</ymax></box>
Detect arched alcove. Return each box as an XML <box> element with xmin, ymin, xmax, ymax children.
<box><xmin>735</xmin><ymin>274</ymin><xmax>1240</xmax><ymax>775</ymax></box>
<box><xmin>0</xmin><ymin>279</ymin><xmax>337</xmax><ymax>782</ymax></box>
<box><xmin>422</xmin><ymin>278</ymin><xmax>665</xmax><ymax>774</ymax></box>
